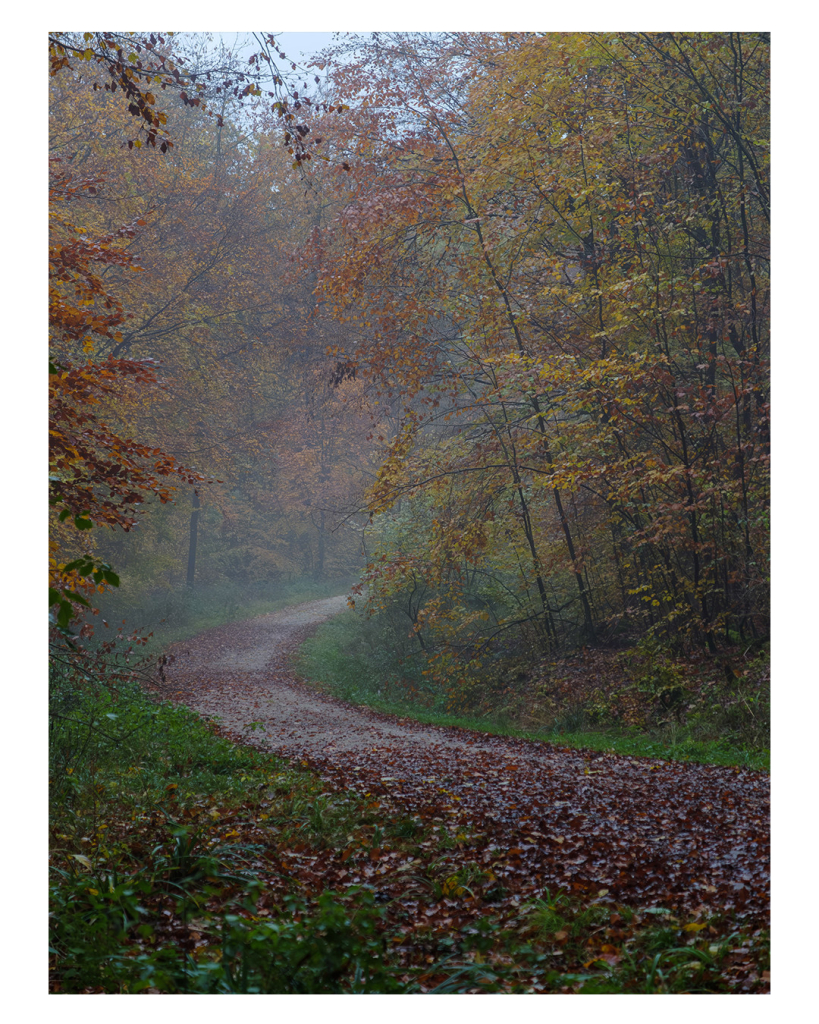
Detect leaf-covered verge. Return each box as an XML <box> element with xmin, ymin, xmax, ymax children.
<box><xmin>296</xmin><ymin>609</ymin><xmax>769</xmax><ymax>772</ymax></box>
<box><xmin>50</xmin><ymin>625</ymin><xmax>768</xmax><ymax>994</ymax></box>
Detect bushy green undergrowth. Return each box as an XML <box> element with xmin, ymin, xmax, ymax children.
<box><xmin>295</xmin><ymin>610</ymin><xmax>769</xmax><ymax>772</ymax></box>
<box><xmin>49</xmin><ymin>661</ymin><xmax>402</xmax><ymax>993</ymax></box>
<box><xmin>294</xmin><ymin>609</ymin><xmax>444</xmax><ymax>707</ymax></box>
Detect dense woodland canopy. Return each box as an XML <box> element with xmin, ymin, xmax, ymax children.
<box><xmin>49</xmin><ymin>31</ymin><xmax>769</xmax><ymax>676</ymax></box>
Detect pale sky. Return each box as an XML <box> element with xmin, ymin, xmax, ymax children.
<box><xmin>214</xmin><ymin>32</ymin><xmax>358</xmax><ymax>83</ymax></box>
<box><xmin>275</xmin><ymin>32</ymin><xmax>340</xmax><ymax>61</ymax></box>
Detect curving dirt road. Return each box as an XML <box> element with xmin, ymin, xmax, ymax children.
<box><xmin>161</xmin><ymin>595</ymin><xmax>473</xmax><ymax>756</ymax></box>
<box><xmin>156</xmin><ymin>595</ymin><xmax>770</xmax><ymax>930</ymax></box>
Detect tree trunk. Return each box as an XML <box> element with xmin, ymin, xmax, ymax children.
<box><xmin>315</xmin><ymin>508</ymin><xmax>326</xmax><ymax>580</ymax></box>
<box><xmin>186</xmin><ymin>489</ymin><xmax>200</xmax><ymax>589</ymax></box>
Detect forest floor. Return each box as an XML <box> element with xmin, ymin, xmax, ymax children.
<box><xmin>152</xmin><ymin>594</ymin><xmax>770</xmax><ymax>988</ymax></box>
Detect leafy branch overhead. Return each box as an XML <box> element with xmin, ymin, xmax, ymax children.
<box><xmin>48</xmin><ymin>31</ymin><xmax>336</xmax><ymax>160</ymax></box>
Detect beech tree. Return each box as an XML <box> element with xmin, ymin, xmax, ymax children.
<box><xmin>48</xmin><ymin>158</ymin><xmax>201</xmax><ymax>630</ymax></box>
<box><xmin>49</xmin><ymin>31</ymin><xmax>341</xmax><ymax>627</ymax></box>
<box><xmin>314</xmin><ymin>32</ymin><xmax>769</xmax><ymax>670</ymax></box>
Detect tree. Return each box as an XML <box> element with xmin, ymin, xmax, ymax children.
<box><xmin>313</xmin><ymin>32</ymin><xmax>769</xmax><ymax>669</ymax></box>
<box><xmin>49</xmin><ymin>158</ymin><xmax>202</xmax><ymax>631</ymax></box>
<box><xmin>48</xmin><ymin>31</ymin><xmax>328</xmax><ymax>161</ymax></box>
<box><xmin>50</xmin><ymin>39</ymin><xmax>371</xmax><ymax>603</ymax></box>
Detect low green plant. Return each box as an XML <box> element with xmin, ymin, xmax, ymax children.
<box><xmin>386</xmin><ymin>816</ymin><xmax>422</xmax><ymax>840</ymax></box>
<box><xmin>51</xmin><ymin>869</ymin><xmax>398</xmax><ymax>993</ymax></box>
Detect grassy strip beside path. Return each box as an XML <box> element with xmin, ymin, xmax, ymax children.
<box><xmin>295</xmin><ymin>611</ymin><xmax>770</xmax><ymax>772</ymax></box>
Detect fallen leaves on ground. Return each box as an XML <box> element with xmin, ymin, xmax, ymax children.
<box><xmin>140</xmin><ymin>602</ymin><xmax>770</xmax><ymax>992</ymax></box>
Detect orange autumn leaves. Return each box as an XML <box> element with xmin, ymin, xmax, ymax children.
<box><xmin>49</xmin><ymin>35</ymin><xmax>379</xmax><ymax>616</ymax></box>
<box><xmin>313</xmin><ymin>32</ymin><xmax>769</xmax><ymax>659</ymax></box>
<box><xmin>49</xmin><ymin>158</ymin><xmax>202</xmax><ymax>629</ymax></box>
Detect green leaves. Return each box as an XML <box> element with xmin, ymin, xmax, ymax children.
<box><xmin>49</xmin><ymin>559</ymin><xmax>119</xmax><ymax>635</ymax></box>
<box><xmin>62</xmin><ymin>558</ymin><xmax>121</xmax><ymax>588</ymax></box>
<box><xmin>48</xmin><ymin>587</ymin><xmax>89</xmax><ymax>632</ymax></box>
<box><xmin>58</xmin><ymin>510</ymin><xmax>94</xmax><ymax>530</ymax></box>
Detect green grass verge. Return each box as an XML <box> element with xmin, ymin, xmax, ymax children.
<box><xmin>295</xmin><ymin>610</ymin><xmax>770</xmax><ymax>772</ymax></box>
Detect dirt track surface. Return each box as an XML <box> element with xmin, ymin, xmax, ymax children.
<box><xmin>157</xmin><ymin>596</ymin><xmax>770</xmax><ymax>929</ymax></box>
<box><xmin>162</xmin><ymin>595</ymin><xmax>472</xmax><ymax>756</ymax></box>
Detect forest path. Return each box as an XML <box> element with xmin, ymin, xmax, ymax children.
<box><xmin>156</xmin><ymin>595</ymin><xmax>770</xmax><ymax>930</ymax></box>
